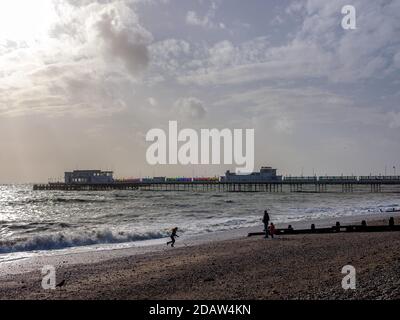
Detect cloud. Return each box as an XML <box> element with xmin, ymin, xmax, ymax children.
<box><xmin>212</xmin><ymin>85</ymin><xmax>387</xmax><ymax>130</ymax></box>
<box><xmin>185</xmin><ymin>2</ymin><xmax>225</xmax><ymax>29</ymax></box>
<box><xmin>179</xmin><ymin>39</ymin><xmax>331</xmax><ymax>85</ymax></box>
<box><xmin>95</xmin><ymin>6</ymin><xmax>152</xmax><ymax>76</ymax></box>
<box><xmin>208</xmin><ymin>40</ymin><xmax>236</xmax><ymax>67</ymax></box>
<box><xmin>1</xmin><ymin>63</ymin><xmax>128</xmax><ymax>118</ymax></box>
<box><xmin>148</xmin><ymin>97</ymin><xmax>158</xmax><ymax>106</ymax></box>
<box><xmin>178</xmin><ymin>0</ymin><xmax>400</xmax><ymax>86</ymax></box>
<box><xmin>186</xmin><ymin>11</ymin><xmax>209</xmax><ymax>27</ymax></box>
<box><xmin>270</xmin><ymin>15</ymin><xmax>284</xmax><ymax>26</ymax></box>
<box><xmin>150</xmin><ymin>39</ymin><xmax>192</xmax><ymax>75</ymax></box>
<box><xmin>173</xmin><ymin>97</ymin><xmax>207</xmax><ymax>120</ymax></box>
<box><xmin>393</xmin><ymin>51</ymin><xmax>400</xmax><ymax>69</ymax></box>
<box><xmin>388</xmin><ymin>112</ymin><xmax>400</xmax><ymax>129</ymax></box>
<box><xmin>0</xmin><ymin>0</ymin><xmax>152</xmax><ymax>118</ymax></box>
<box><xmin>285</xmin><ymin>1</ymin><xmax>305</xmax><ymax>15</ymax></box>
<box><xmin>274</xmin><ymin>117</ymin><xmax>294</xmax><ymax>134</ymax></box>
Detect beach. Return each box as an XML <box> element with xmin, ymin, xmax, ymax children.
<box><xmin>0</xmin><ymin>216</ymin><xmax>399</xmax><ymax>300</ymax></box>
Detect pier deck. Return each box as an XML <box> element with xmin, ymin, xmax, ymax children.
<box><xmin>33</xmin><ymin>180</ymin><xmax>400</xmax><ymax>193</ymax></box>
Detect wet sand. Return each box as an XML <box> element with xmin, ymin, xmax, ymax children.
<box><xmin>0</xmin><ymin>216</ymin><xmax>399</xmax><ymax>300</ymax></box>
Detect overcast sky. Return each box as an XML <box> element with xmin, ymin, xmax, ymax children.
<box><xmin>0</xmin><ymin>0</ymin><xmax>399</xmax><ymax>183</ymax></box>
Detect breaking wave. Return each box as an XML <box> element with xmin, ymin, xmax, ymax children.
<box><xmin>0</xmin><ymin>229</ymin><xmax>168</xmax><ymax>254</ymax></box>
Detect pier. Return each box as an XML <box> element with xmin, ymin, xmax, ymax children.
<box><xmin>33</xmin><ymin>176</ymin><xmax>400</xmax><ymax>193</ymax></box>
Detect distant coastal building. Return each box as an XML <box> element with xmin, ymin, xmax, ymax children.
<box><xmin>64</xmin><ymin>170</ymin><xmax>114</xmax><ymax>184</ymax></box>
<box><xmin>221</xmin><ymin>166</ymin><xmax>283</xmax><ymax>183</ymax></box>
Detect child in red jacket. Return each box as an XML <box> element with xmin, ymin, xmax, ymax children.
<box><xmin>269</xmin><ymin>223</ymin><xmax>276</xmax><ymax>238</ymax></box>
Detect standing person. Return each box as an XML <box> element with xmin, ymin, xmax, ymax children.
<box><xmin>167</xmin><ymin>227</ymin><xmax>179</xmax><ymax>247</ymax></box>
<box><xmin>269</xmin><ymin>222</ymin><xmax>276</xmax><ymax>239</ymax></box>
<box><xmin>262</xmin><ymin>210</ymin><xmax>270</xmax><ymax>238</ymax></box>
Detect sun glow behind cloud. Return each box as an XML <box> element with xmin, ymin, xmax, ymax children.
<box><xmin>0</xmin><ymin>0</ymin><xmax>57</xmax><ymax>43</ymax></box>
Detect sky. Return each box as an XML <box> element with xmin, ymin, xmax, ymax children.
<box><xmin>0</xmin><ymin>0</ymin><xmax>399</xmax><ymax>183</ymax></box>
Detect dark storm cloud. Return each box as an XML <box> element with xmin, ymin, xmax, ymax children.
<box><xmin>95</xmin><ymin>8</ymin><xmax>151</xmax><ymax>76</ymax></box>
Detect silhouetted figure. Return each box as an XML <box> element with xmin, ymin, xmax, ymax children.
<box><xmin>167</xmin><ymin>227</ymin><xmax>179</xmax><ymax>247</ymax></box>
<box><xmin>389</xmin><ymin>217</ymin><xmax>395</xmax><ymax>228</ymax></box>
<box><xmin>269</xmin><ymin>223</ymin><xmax>276</xmax><ymax>238</ymax></box>
<box><xmin>311</xmin><ymin>224</ymin><xmax>316</xmax><ymax>232</ymax></box>
<box><xmin>335</xmin><ymin>221</ymin><xmax>341</xmax><ymax>232</ymax></box>
<box><xmin>262</xmin><ymin>210</ymin><xmax>270</xmax><ymax>238</ymax></box>
<box><xmin>361</xmin><ymin>220</ymin><xmax>367</xmax><ymax>229</ymax></box>
<box><xmin>287</xmin><ymin>225</ymin><xmax>294</xmax><ymax>233</ymax></box>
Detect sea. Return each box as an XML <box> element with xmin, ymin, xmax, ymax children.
<box><xmin>0</xmin><ymin>184</ymin><xmax>399</xmax><ymax>259</ymax></box>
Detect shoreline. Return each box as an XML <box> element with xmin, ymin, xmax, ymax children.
<box><xmin>1</xmin><ymin>211</ymin><xmax>400</xmax><ymax>277</ymax></box>
<box><xmin>0</xmin><ymin>214</ymin><xmax>400</xmax><ymax>299</ymax></box>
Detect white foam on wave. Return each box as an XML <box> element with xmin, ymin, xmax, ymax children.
<box><xmin>0</xmin><ymin>229</ymin><xmax>168</xmax><ymax>254</ymax></box>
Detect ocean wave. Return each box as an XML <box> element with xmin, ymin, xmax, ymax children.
<box><xmin>164</xmin><ymin>203</ymin><xmax>193</xmax><ymax>208</ymax></box>
<box><xmin>181</xmin><ymin>209</ymin><xmax>213</xmax><ymax>214</ymax></box>
<box><xmin>6</xmin><ymin>198</ymin><xmax>48</xmax><ymax>205</ymax></box>
<box><xmin>7</xmin><ymin>197</ymin><xmax>107</xmax><ymax>206</ymax></box>
<box><xmin>53</xmin><ymin>197</ymin><xmax>107</xmax><ymax>203</ymax></box>
<box><xmin>0</xmin><ymin>229</ymin><xmax>168</xmax><ymax>254</ymax></box>
<box><xmin>208</xmin><ymin>218</ymin><xmax>250</xmax><ymax>228</ymax></box>
<box><xmin>3</xmin><ymin>221</ymin><xmax>72</xmax><ymax>232</ymax></box>
<box><xmin>381</xmin><ymin>204</ymin><xmax>399</xmax><ymax>208</ymax></box>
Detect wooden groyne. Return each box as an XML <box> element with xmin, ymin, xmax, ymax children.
<box><xmin>248</xmin><ymin>219</ymin><xmax>400</xmax><ymax>237</ymax></box>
